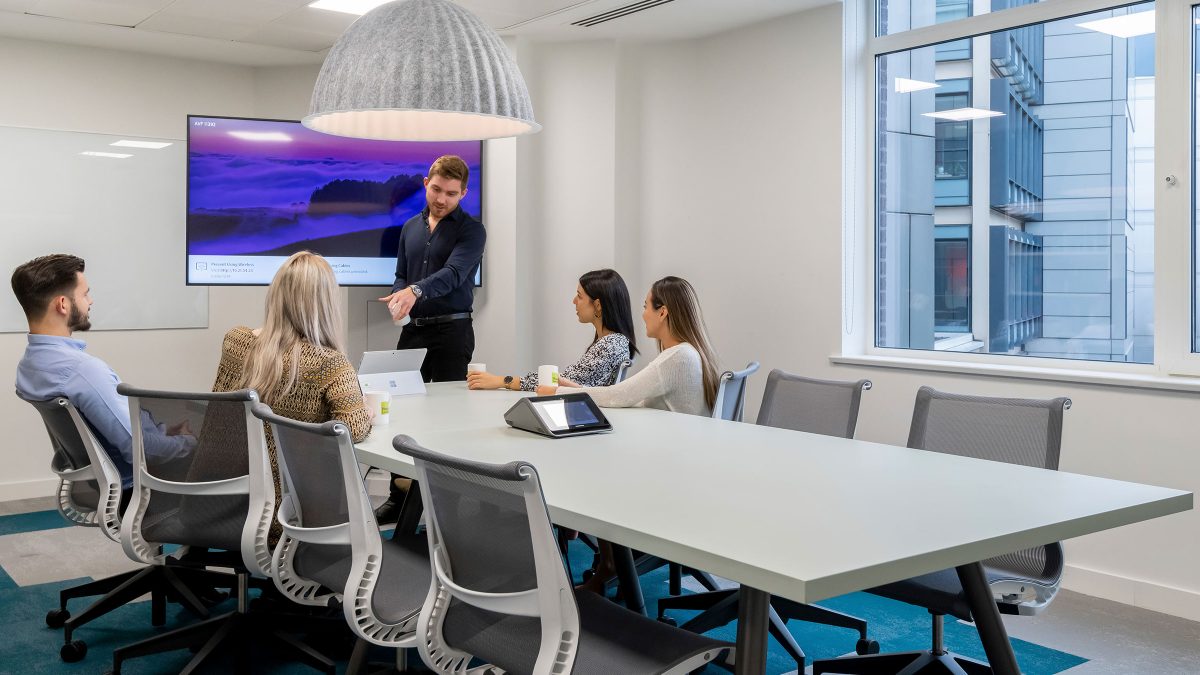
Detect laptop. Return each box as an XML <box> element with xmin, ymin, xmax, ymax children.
<box><xmin>359</xmin><ymin>348</ymin><xmax>427</xmax><ymax>375</ymax></box>
<box><xmin>358</xmin><ymin>348</ymin><xmax>427</xmax><ymax>397</ymax></box>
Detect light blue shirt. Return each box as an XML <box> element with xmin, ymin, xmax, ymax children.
<box><xmin>15</xmin><ymin>334</ymin><xmax>194</xmax><ymax>488</ymax></box>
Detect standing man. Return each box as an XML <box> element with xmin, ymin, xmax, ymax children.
<box><xmin>375</xmin><ymin>155</ymin><xmax>484</xmax><ymax>523</ymax></box>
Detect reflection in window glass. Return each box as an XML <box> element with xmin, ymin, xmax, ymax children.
<box><xmin>875</xmin><ymin>4</ymin><xmax>1155</xmax><ymax>363</ymax></box>
<box><xmin>878</xmin><ymin>0</ymin><xmax>1039</xmax><ymax>37</ymax></box>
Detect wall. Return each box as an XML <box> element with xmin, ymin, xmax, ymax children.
<box><xmin>517</xmin><ymin>3</ymin><xmax>1200</xmax><ymax>621</ymax></box>
<box><xmin>0</xmin><ymin>37</ymin><xmax>270</xmax><ymax>499</ymax></box>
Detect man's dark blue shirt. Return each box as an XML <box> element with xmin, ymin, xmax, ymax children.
<box><xmin>390</xmin><ymin>205</ymin><xmax>485</xmax><ymax>318</ymax></box>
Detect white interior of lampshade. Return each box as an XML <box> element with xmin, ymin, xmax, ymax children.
<box><xmin>302</xmin><ymin>109</ymin><xmax>541</xmax><ymax>142</ymax></box>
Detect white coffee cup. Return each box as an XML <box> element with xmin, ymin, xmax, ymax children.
<box><xmin>364</xmin><ymin>391</ymin><xmax>390</xmax><ymax>427</ymax></box>
<box><xmin>467</xmin><ymin>362</ymin><xmax>487</xmax><ymax>373</ymax></box>
<box><xmin>393</xmin><ymin>314</ymin><xmax>411</xmax><ymax>327</ymax></box>
<box><xmin>538</xmin><ymin>364</ymin><xmax>559</xmax><ymax>388</ymax></box>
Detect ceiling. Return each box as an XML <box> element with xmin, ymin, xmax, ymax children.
<box><xmin>0</xmin><ymin>0</ymin><xmax>831</xmax><ymax>66</ymax></box>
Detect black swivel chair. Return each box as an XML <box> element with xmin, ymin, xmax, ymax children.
<box><xmin>253</xmin><ymin>404</ymin><xmax>432</xmax><ymax>675</ymax></box>
<box><xmin>812</xmin><ymin>385</ymin><xmax>1071</xmax><ymax>675</ymax></box>
<box><xmin>657</xmin><ymin>370</ymin><xmax>879</xmax><ymax>669</ymax></box>
<box><xmin>395</xmin><ymin>434</ymin><xmax>733</xmax><ymax>674</ymax></box>
<box><xmin>109</xmin><ymin>386</ymin><xmax>339</xmax><ymax>675</ymax></box>
<box><xmin>21</xmin><ymin>395</ymin><xmax>214</xmax><ymax>663</ymax></box>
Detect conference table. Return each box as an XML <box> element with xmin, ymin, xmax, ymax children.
<box><xmin>355</xmin><ymin>382</ymin><xmax>1192</xmax><ymax>675</ymax></box>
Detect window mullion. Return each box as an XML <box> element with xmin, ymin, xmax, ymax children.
<box><xmin>871</xmin><ymin>0</ymin><xmax>1155</xmax><ymax>55</ymax></box>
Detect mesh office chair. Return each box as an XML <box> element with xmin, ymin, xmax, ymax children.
<box><xmin>657</xmin><ymin>371</ymin><xmax>878</xmax><ymax>669</ymax></box>
<box><xmin>110</xmin><ymin>385</ymin><xmax>336</xmax><ymax>675</ymax></box>
<box><xmin>21</xmin><ymin>396</ymin><xmax>213</xmax><ymax>663</ymax></box>
<box><xmin>812</xmin><ymin>385</ymin><xmax>1071</xmax><ymax>675</ymax></box>
<box><xmin>613</xmin><ymin>358</ymin><xmax>634</xmax><ymax>384</ymax></box>
<box><xmin>253</xmin><ymin>404</ymin><xmax>432</xmax><ymax>675</ymax></box>
<box><xmin>394</xmin><ymin>434</ymin><xmax>733</xmax><ymax>674</ymax></box>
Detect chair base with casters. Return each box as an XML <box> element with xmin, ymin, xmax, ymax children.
<box><xmin>811</xmin><ymin>611</ymin><xmax>989</xmax><ymax>675</ymax></box>
<box><xmin>108</xmin><ymin>570</ymin><xmax>341</xmax><ymax>675</ymax></box>
<box><xmin>658</xmin><ymin>588</ymin><xmax>878</xmax><ymax>670</ymax></box>
<box><xmin>52</xmin><ymin>561</ymin><xmax>228</xmax><ymax>663</ymax></box>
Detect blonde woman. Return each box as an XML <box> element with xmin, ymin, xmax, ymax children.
<box><xmin>540</xmin><ymin>276</ymin><xmax>720</xmax><ymax>417</ymax></box>
<box><xmin>212</xmin><ymin>251</ymin><xmax>371</xmax><ymax>539</ymax></box>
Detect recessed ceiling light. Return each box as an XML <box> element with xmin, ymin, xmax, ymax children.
<box><xmin>80</xmin><ymin>151</ymin><xmax>133</xmax><ymax>159</ymax></box>
<box><xmin>308</xmin><ymin>0</ymin><xmax>392</xmax><ymax>15</ymax></box>
<box><xmin>110</xmin><ymin>140</ymin><xmax>173</xmax><ymax>149</ymax></box>
<box><xmin>923</xmin><ymin>107</ymin><xmax>1004</xmax><ymax>121</ymax></box>
<box><xmin>228</xmin><ymin>131</ymin><xmax>293</xmax><ymax>142</ymax></box>
<box><xmin>1077</xmin><ymin>12</ymin><xmax>1155</xmax><ymax>38</ymax></box>
<box><xmin>895</xmin><ymin>77</ymin><xmax>940</xmax><ymax>94</ymax></box>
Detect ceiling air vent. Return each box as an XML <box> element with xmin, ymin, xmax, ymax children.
<box><xmin>571</xmin><ymin>0</ymin><xmax>677</xmax><ymax>27</ymax></box>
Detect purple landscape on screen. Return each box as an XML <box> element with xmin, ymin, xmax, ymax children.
<box><xmin>186</xmin><ymin>116</ymin><xmax>482</xmax><ymax>259</ymax></box>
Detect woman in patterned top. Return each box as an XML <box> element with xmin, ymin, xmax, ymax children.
<box><xmin>212</xmin><ymin>251</ymin><xmax>371</xmax><ymax>543</ymax></box>
<box><xmin>467</xmin><ymin>268</ymin><xmax>639</xmax><ymax>391</ymax></box>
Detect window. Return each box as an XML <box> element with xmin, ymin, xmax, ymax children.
<box><xmin>872</xmin><ymin>3</ymin><xmax>1156</xmax><ymax>364</ymax></box>
<box><xmin>935</xmin><ymin>229</ymin><xmax>971</xmax><ymax>332</ymax></box>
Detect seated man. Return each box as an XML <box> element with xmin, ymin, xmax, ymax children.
<box><xmin>12</xmin><ymin>254</ymin><xmax>195</xmax><ymax>511</ymax></box>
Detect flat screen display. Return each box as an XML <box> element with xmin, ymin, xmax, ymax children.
<box><xmin>186</xmin><ymin>115</ymin><xmax>483</xmax><ymax>286</ymax></box>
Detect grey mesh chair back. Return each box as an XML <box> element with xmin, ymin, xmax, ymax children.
<box><xmin>251</xmin><ymin>404</ymin><xmax>425</xmax><ymax>649</ymax></box>
<box><xmin>613</xmin><ymin>358</ymin><xmax>634</xmax><ymax>384</ymax></box>
<box><xmin>22</xmin><ymin>397</ymin><xmax>123</xmax><ymax>540</ymax></box>
<box><xmin>909</xmin><ymin>385</ymin><xmax>1071</xmax><ymax>614</ymax></box>
<box><xmin>756</xmin><ymin>370</ymin><xmax>872</xmax><ymax>439</ymax></box>
<box><xmin>117</xmin><ymin>385</ymin><xmax>274</xmax><ymax>577</ymax></box>
<box><xmin>711</xmin><ymin>361</ymin><xmax>760</xmax><ymax>422</ymax></box>
<box><xmin>395</xmin><ymin>435</ymin><xmax>580</xmax><ymax>674</ymax></box>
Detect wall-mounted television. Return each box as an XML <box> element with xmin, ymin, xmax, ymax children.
<box><xmin>186</xmin><ymin>115</ymin><xmax>483</xmax><ymax>287</ymax></box>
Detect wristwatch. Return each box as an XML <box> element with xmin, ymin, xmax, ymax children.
<box><xmin>503</xmin><ymin>375</ymin><xmax>514</xmax><ymax>389</ymax></box>
<box><xmin>409</xmin><ymin>284</ymin><xmax>423</xmax><ymax>298</ymax></box>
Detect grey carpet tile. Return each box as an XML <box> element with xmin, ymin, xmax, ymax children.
<box><xmin>0</xmin><ymin>526</ymin><xmax>141</xmax><ymax>586</ymax></box>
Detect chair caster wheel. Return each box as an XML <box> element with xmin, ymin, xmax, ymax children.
<box><xmin>657</xmin><ymin>616</ymin><xmax>677</xmax><ymax>627</ymax></box>
<box><xmin>855</xmin><ymin>638</ymin><xmax>879</xmax><ymax>655</ymax></box>
<box><xmin>60</xmin><ymin>639</ymin><xmax>87</xmax><ymax>662</ymax></box>
<box><xmin>581</xmin><ymin>569</ymin><xmax>594</xmax><ymax>582</ymax></box>
<box><xmin>46</xmin><ymin>608</ymin><xmax>70</xmax><ymax>628</ymax></box>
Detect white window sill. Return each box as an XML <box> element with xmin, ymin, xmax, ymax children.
<box><xmin>830</xmin><ymin>354</ymin><xmax>1200</xmax><ymax>394</ymax></box>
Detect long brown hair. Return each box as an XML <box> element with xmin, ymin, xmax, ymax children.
<box><xmin>650</xmin><ymin>276</ymin><xmax>720</xmax><ymax>409</ymax></box>
<box><xmin>239</xmin><ymin>252</ymin><xmax>345</xmax><ymax>405</ymax></box>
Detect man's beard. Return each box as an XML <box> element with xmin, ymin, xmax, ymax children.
<box><xmin>68</xmin><ymin>300</ymin><xmax>91</xmax><ymax>332</ymax></box>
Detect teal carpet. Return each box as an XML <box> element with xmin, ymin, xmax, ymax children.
<box><xmin>0</xmin><ymin>511</ymin><xmax>1087</xmax><ymax>674</ymax></box>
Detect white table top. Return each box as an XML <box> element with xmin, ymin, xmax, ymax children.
<box><xmin>356</xmin><ymin>383</ymin><xmax>1193</xmax><ymax>605</ymax></box>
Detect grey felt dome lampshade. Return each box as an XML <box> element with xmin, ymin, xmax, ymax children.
<box><xmin>304</xmin><ymin>0</ymin><xmax>540</xmax><ymax>141</ymax></box>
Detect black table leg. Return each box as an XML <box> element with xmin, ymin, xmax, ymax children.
<box><xmin>734</xmin><ymin>586</ymin><xmax>769</xmax><ymax>675</ymax></box>
<box><xmin>957</xmin><ymin>562</ymin><xmax>1020</xmax><ymax>675</ymax></box>
<box><xmin>392</xmin><ymin>481</ymin><xmax>423</xmax><ymax>539</ymax></box>
<box><xmin>611</xmin><ymin>544</ymin><xmax>645</xmax><ymax>615</ymax></box>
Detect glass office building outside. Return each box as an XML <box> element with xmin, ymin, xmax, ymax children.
<box><xmin>874</xmin><ymin>0</ymin><xmax>1155</xmax><ymax>363</ymax></box>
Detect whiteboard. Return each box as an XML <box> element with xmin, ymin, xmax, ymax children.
<box><xmin>0</xmin><ymin>125</ymin><xmax>207</xmax><ymax>332</ymax></box>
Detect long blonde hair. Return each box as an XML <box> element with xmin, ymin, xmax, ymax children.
<box><xmin>650</xmin><ymin>276</ymin><xmax>720</xmax><ymax>409</ymax></box>
<box><xmin>239</xmin><ymin>252</ymin><xmax>345</xmax><ymax>405</ymax></box>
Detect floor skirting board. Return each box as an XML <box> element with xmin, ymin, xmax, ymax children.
<box><xmin>1064</xmin><ymin>564</ymin><xmax>1200</xmax><ymax>623</ymax></box>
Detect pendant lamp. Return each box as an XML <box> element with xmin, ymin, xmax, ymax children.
<box><xmin>304</xmin><ymin>0</ymin><xmax>540</xmax><ymax>141</ymax></box>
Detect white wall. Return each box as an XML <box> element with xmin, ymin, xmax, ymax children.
<box><xmin>0</xmin><ymin>37</ymin><xmax>274</xmax><ymax>499</ymax></box>
<box><xmin>515</xmin><ymin>4</ymin><xmax>1200</xmax><ymax>621</ymax></box>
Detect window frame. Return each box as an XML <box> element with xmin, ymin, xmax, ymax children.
<box><xmin>844</xmin><ymin>0</ymin><xmax>1195</xmax><ymax>380</ymax></box>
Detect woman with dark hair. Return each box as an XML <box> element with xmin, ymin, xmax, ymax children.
<box><xmin>468</xmin><ymin>269</ymin><xmax>638</xmax><ymax>391</ymax></box>
<box><xmin>540</xmin><ymin>275</ymin><xmax>720</xmax><ymax>417</ymax></box>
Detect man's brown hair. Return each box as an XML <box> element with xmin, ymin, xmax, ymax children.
<box><xmin>428</xmin><ymin>155</ymin><xmax>469</xmax><ymax>189</ymax></box>
<box><xmin>11</xmin><ymin>254</ymin><xmax>85</xmax><ymax>320</ymax></box>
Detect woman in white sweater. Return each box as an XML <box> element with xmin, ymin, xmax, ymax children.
<box><xmin>540</xmin><ymin>275</ymin><xmax>720</xmax><ymax>417</ymax></box>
